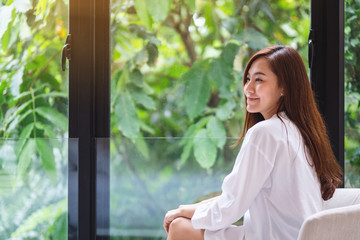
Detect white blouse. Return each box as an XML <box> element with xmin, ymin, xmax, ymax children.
<box><xmin>191</xmin><ymin>113</ymin><xmax>323</xmax><ymax>240</ymax></box>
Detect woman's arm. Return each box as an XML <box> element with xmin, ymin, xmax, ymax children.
<box><xmin>163</xmin><ymin>196</ymin><xmax>218</xmax><ymax>233</ymax></box>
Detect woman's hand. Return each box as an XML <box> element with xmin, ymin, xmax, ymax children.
<box><xmin>163</xmin><ymin>197</ymin><xmax>217</xmax><ymax>233</ymax></box>
<box><xmin>163</xmin><ymin>204</ymin><xmax>198</xmax><ymax>233</ymax></box>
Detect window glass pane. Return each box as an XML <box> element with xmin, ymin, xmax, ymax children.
<box><xmin>0</xmin><ymin>0</ymin><xmax>69</xmax><ymax>238</ymax></box>
<box><xmin>344</xmin><ymin>0</ymin><xmax>360</xmax><ymax>187</ymax></box>
<box><xmin>109</xmin><ymin>0</ymin><xmax>309</xmax><ymax>238</ymax></box>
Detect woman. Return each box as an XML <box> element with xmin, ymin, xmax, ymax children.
<box><xmin>163</xmin><ymin>45</ymin><xmax>343</xmax><ymax>240</ymax></box>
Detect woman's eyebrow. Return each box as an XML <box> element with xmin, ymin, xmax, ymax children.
<box><xmin>247</xmin><ymin>72</ymin><xmax>266</xmax><ymax>76</ymax></box>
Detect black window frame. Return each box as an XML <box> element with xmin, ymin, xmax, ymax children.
<box><xmin>68</xmin><ymin>0</ymin><xmax>110</xmax><ymax>239</ymax></box>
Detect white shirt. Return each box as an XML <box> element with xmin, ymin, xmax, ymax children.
<box><xmin>191</xmin><ymin>113</ymin><xmax>323</xmax><ymax>240</ymax></box>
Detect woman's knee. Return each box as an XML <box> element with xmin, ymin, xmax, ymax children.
<box><xmin>167</xmin><ymin>217</ymin><xmax>204</xmax><ymax>240</ymax></box>
<box><xmin>168</xmin><ymin>217</ymin><xmax>188</xmax><ymax>236</ymax></box>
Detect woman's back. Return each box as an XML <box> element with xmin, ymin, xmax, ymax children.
<box><xmin>243</xmin><ymin>113</ymin><xmax>323</xmax><ymax>239</ymax></box>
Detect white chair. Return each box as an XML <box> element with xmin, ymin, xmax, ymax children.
<box><xmin>297</xmin><ymin>188</ymin><xmax>360</xmax><ymax>240</ymax></box>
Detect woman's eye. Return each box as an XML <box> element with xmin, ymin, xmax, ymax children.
<box><xmin>246</xmin><ymin>78</ymin><xmax>250</xmax><ymax>82</ymax></box>
<box><xmin>255</xmin><ymin>78</ymin><xmax>263</xmax><ymax>82</ymax></box>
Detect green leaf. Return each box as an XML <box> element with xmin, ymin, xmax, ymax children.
<box><xmin>35</xmin><ymin>0</ymin><xmax>47</xmax><ymax>16</ymax></box>
<box><xmin>36</xmin><ymin>106</ymin><xmax>68</xmax><ymax>131</ymax></box>
<box><xmin>146</xmin><ymin>42</ymin><xmax>158</xmax><ymax>66</ymax></box>
<box><xmin>209</xmin><ymin>58</ymin><xmax>232</xmax><ymax>98</ymax></box>
<box><xmin>145</xmin><ymin>0</ymin><xmax>170</xmax><ymax>22</ymax></box>
<box><xmin>133</xmin><ymin>134</ymin><xmax>150</xmax><ymax>160</ymax></box>
<box><xmin>134</xmin><ymin>48</ymin><xmax>149</xmax><ymax>65</ymax></box>
<box><xmin>184</xmin><ymin>0</ymin><xmax>196</xmax><ymax>12</ymax></box>
<box><xmin>221</xmin><ymin>42</ymin><xmax>240</xmax><ymax>67</ymax></box>
<box><xmin>207</xmin><ymin>116</ymin><xmax>226</xmax><ymax>148</ymax></box>
<box><xmin>17</xmin><ymin>139</ymin><xmax>36</xmax><ymax>177</ymax></box>
<box><xmin>131</xmin><ymin>91</ymin><xmax>156</xmax><ymax>110</ymax></box>
<box><xmin>15</xmin><ymin>123</ymin><xmax>34</xmax><ymax>155</ymax></box>
<box><xmin>0</xmin><ymin>5</ymin><xmax>13</xmax><ymax>40</ymax></box>
<box><xmin>35</xmin><ymin>91</ymin><xmax>68</xmax><ymax>100</ymax></box>
<box><xmin>1</xmin><ymin>26</ymin><xmax>11</xmax><ymax>51</ymax></box>
<box><xmin>52</xmin><ymin>213</ymin><xmax>67</xmax><ymax>240</ymax></box>
<box><xmin>179</xmin><ymin>140</ymin><xmax>193</xmax><ymax>169</ymax></box>
<box><xmin>216</xmin><ymin>99</ymin><xmax>236</xmax><ymax>120</ymax></box>
<box><xmin>115</xmin><ymin>93</ymin><xmax>139</xmax><ymax>138</ymax></box>
<box><xmin>184</xmin><ymin>64</ymin><xmax>211</xmax><ymax>118</ymax></box>
<box><xmin>129</xmin><ymin>69</ymin><xmax>143</xmax><ymax>87</ymax></box>
<box><xmin>235</xmin><ymin>28</ymin><xmax>269</xmax><ymax>50</ymax></box>
<box><xmin>134</xmin><ymin>0</ymin><xmax>152</xmax><ymax>29</ymax></box>
<box><xmin>10</xmin><ymin>65</ymin><xmax>24</xmax><ymax>96</ymax></box>
<box><xmin>259</xmin><ymin>1</ymin><xmax>275</xmax><ymax>23</ymax></box>
<box><xmin>11</xmin><ymin>199</ymin><xmax>67</xmax><ymax>238</ymax></box>
<box><xmin>193</xmin><ymin>129</ymin><xmax>217</xmax><ymax>169</ymax></box>
<box><xmin>36</xmin><ymin>138</ymin><xmax>57</xmax><ymax>183</ymax></box>
<box><xmin>17</xmin><ymin>109</ymin><xmax>32</xmax><ymax>125</ymax></box>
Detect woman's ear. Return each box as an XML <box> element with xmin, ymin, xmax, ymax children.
<box><xmin>280</xmin><ymin>88</ymin><xmax>284</xmax><ymax>96</ymax></box>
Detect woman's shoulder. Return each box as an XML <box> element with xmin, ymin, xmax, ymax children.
<box><xmin>249</xmin><ymin>113</ymin><xmax>287</xmax><ymax>135</ymax></box>
<box><xmin>244</xmin><ymin>113</ymin><xmax>292</xmax><ymax>147</ymax></box>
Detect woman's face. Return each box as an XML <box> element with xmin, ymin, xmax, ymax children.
<box><xmin>244</xmin><ymin>57</ymin><xmax>283</xmax><ymax>119</ymax></box>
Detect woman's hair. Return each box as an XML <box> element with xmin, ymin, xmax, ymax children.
<box><xmin>236</xmin><ymin>45</ymin><xmax>343</xmax><ymax>200</ymax></box>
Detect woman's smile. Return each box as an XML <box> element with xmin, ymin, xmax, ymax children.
<box><xmin>246</xmin><ymin>96</ymin><xmax>259</xmax><ymax>103</ymax></box>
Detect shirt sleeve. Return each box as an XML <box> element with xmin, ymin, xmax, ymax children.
<box><xmin>191</xmin><ymin>126</ymin><xmax>278</xmax><ymax>231</ymax></box>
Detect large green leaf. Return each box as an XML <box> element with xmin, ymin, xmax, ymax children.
<box><xmin>134</xmin><ymin>0</ymin><xmax>152</xmax><ymax>29</ymax></box>
<box><xmin>15</xmin><ymin>123</ymin><xmax>34</xmax><ymax>155</ymax></box>
<box><xmin>184</xmin><ymin>64</ymin><xmax>211</xmax><ymax>118</ymax></box>
<box><xmin>216</xmin><ymin>99</ymin><xmax>236</xmax><ymax>120</ymax></box>
<box><xmin>145</xmin><ymin>0</ymin><xmax>171</xmax><ymax>23</ymax></box>
<box><xmin>207</xmin><ymin>116</ymin><xmax>226</xmax><ymax>148</ymax></box>
<box><xmin>36</xmin><ymin>138</ymin><xmax>57</xmax><ymax>183</ymax></box>
<box><xmin>52</xmin><ymin>212</ymin><xmax>67</xmax><ymax>240</ymax></box>
<box><xmin>36</xmin><ymin>106</ymin><xmax>68</xmax><ymax>131</ymax></box>
<box><xmin>133</xmin><ymin>133</ymin><xmax>150</xmax><ymax>160</ymax></box>
<box><xmin>115</xmin><ymin>93</ymin><xmax>139</xmax><ymax>138</ymax></box>
<box><xmin>209</xmin><ymin>58</ymin><xmax>232</xmax><ymax>98</ymax></box>
<box><xmin>220</xmin><ymin>42</ymin><xmax>240</xmax><ymax>67</ymax></box>
<box><xmin>193</xmin><ymin>129</ymin><xmax>217</xmax><ymax>169</ymax></box>
<box><xmin>131</xmin><ymin>91</ymin><xmax>156</xmax><ymax>110</ymax></box>
<box><xmin>179</xmin><ymin>140</ymin><xmax>193</xmax><ymax>169</ymax></box>
<box><xmin>235</xmin><ymin>28</ymin><xmax>269</xmax><ymax>50</ymax></box>
<box><xmin>17</xmin><ymin>139</ymin><xmax>36</xmax><ymax>177</ymax></box>
<box><xmin>129</xmin><ymin>69</ymin><xmax>144</xmax><ymax>87</ymax></box>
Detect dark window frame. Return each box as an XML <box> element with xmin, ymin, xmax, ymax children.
<box><xmin>68</xmin><ymin>0</ymin><xmax>110</xmax><ymax>239</ymax></box>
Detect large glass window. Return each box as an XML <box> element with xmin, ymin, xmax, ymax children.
<box><xmin>0</xmin><ymin>0</ymin><xmax>69</xmax><ymax>238</ymax></box>
<box><xmin>109</xmin><ymin>0</ymin><xmax>310</xmax><ymax>238</ymax></box>
<box><xmin>344</xmin><ymin>0</ymin><xmax>360</xmax><ymax>187</ymax></box>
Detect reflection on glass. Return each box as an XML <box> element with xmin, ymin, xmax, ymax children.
<box><xmin>107</xmin><ymin>137</ymin><xmax>237</xmax><ymax>239</ymax></box>
<box><xmin>344</xmin><ymin>0</ymin><xmax>360</xmax><ymax>187</ymax></box>
<box><xmin>0</xmin><ymin>138</ymin><xmax>74</xmax><ymax>239</ymax></box>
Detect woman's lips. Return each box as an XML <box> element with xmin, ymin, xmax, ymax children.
<box><xmin>247</xmin><ymin>97</ymin><xmax>259</xmax><ymax>102</ymax></box>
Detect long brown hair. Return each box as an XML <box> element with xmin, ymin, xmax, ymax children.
<box><xmin>236</xmin><ymin>45</ymin><xmax>343</xmax><ymax>200</ymax></box>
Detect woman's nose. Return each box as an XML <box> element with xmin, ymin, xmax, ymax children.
<box><xmin>244</xmin><ymin>80</ymin><xmax>254</xmax><ymax>93</ymax></box>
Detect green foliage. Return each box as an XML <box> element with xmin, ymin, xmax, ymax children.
<box><xmin>344</xmin><ymin>0</ymin><xmax>360</xmax><ymax>187</ymax></box>
<box><xmin>1</xmin><ymin>0</ymin><xmax>68</xmax><ymax>238</ymax></box>
<box><xmin>111</xmin><ymin>0</ymin><xmax>311</xmax><ymax>169</ymax></box>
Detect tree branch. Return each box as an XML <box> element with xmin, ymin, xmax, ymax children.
<box><xmin>166</xmin><ymin>1</ymin><xmax>197</xmax><ymax>66</ymax></box>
